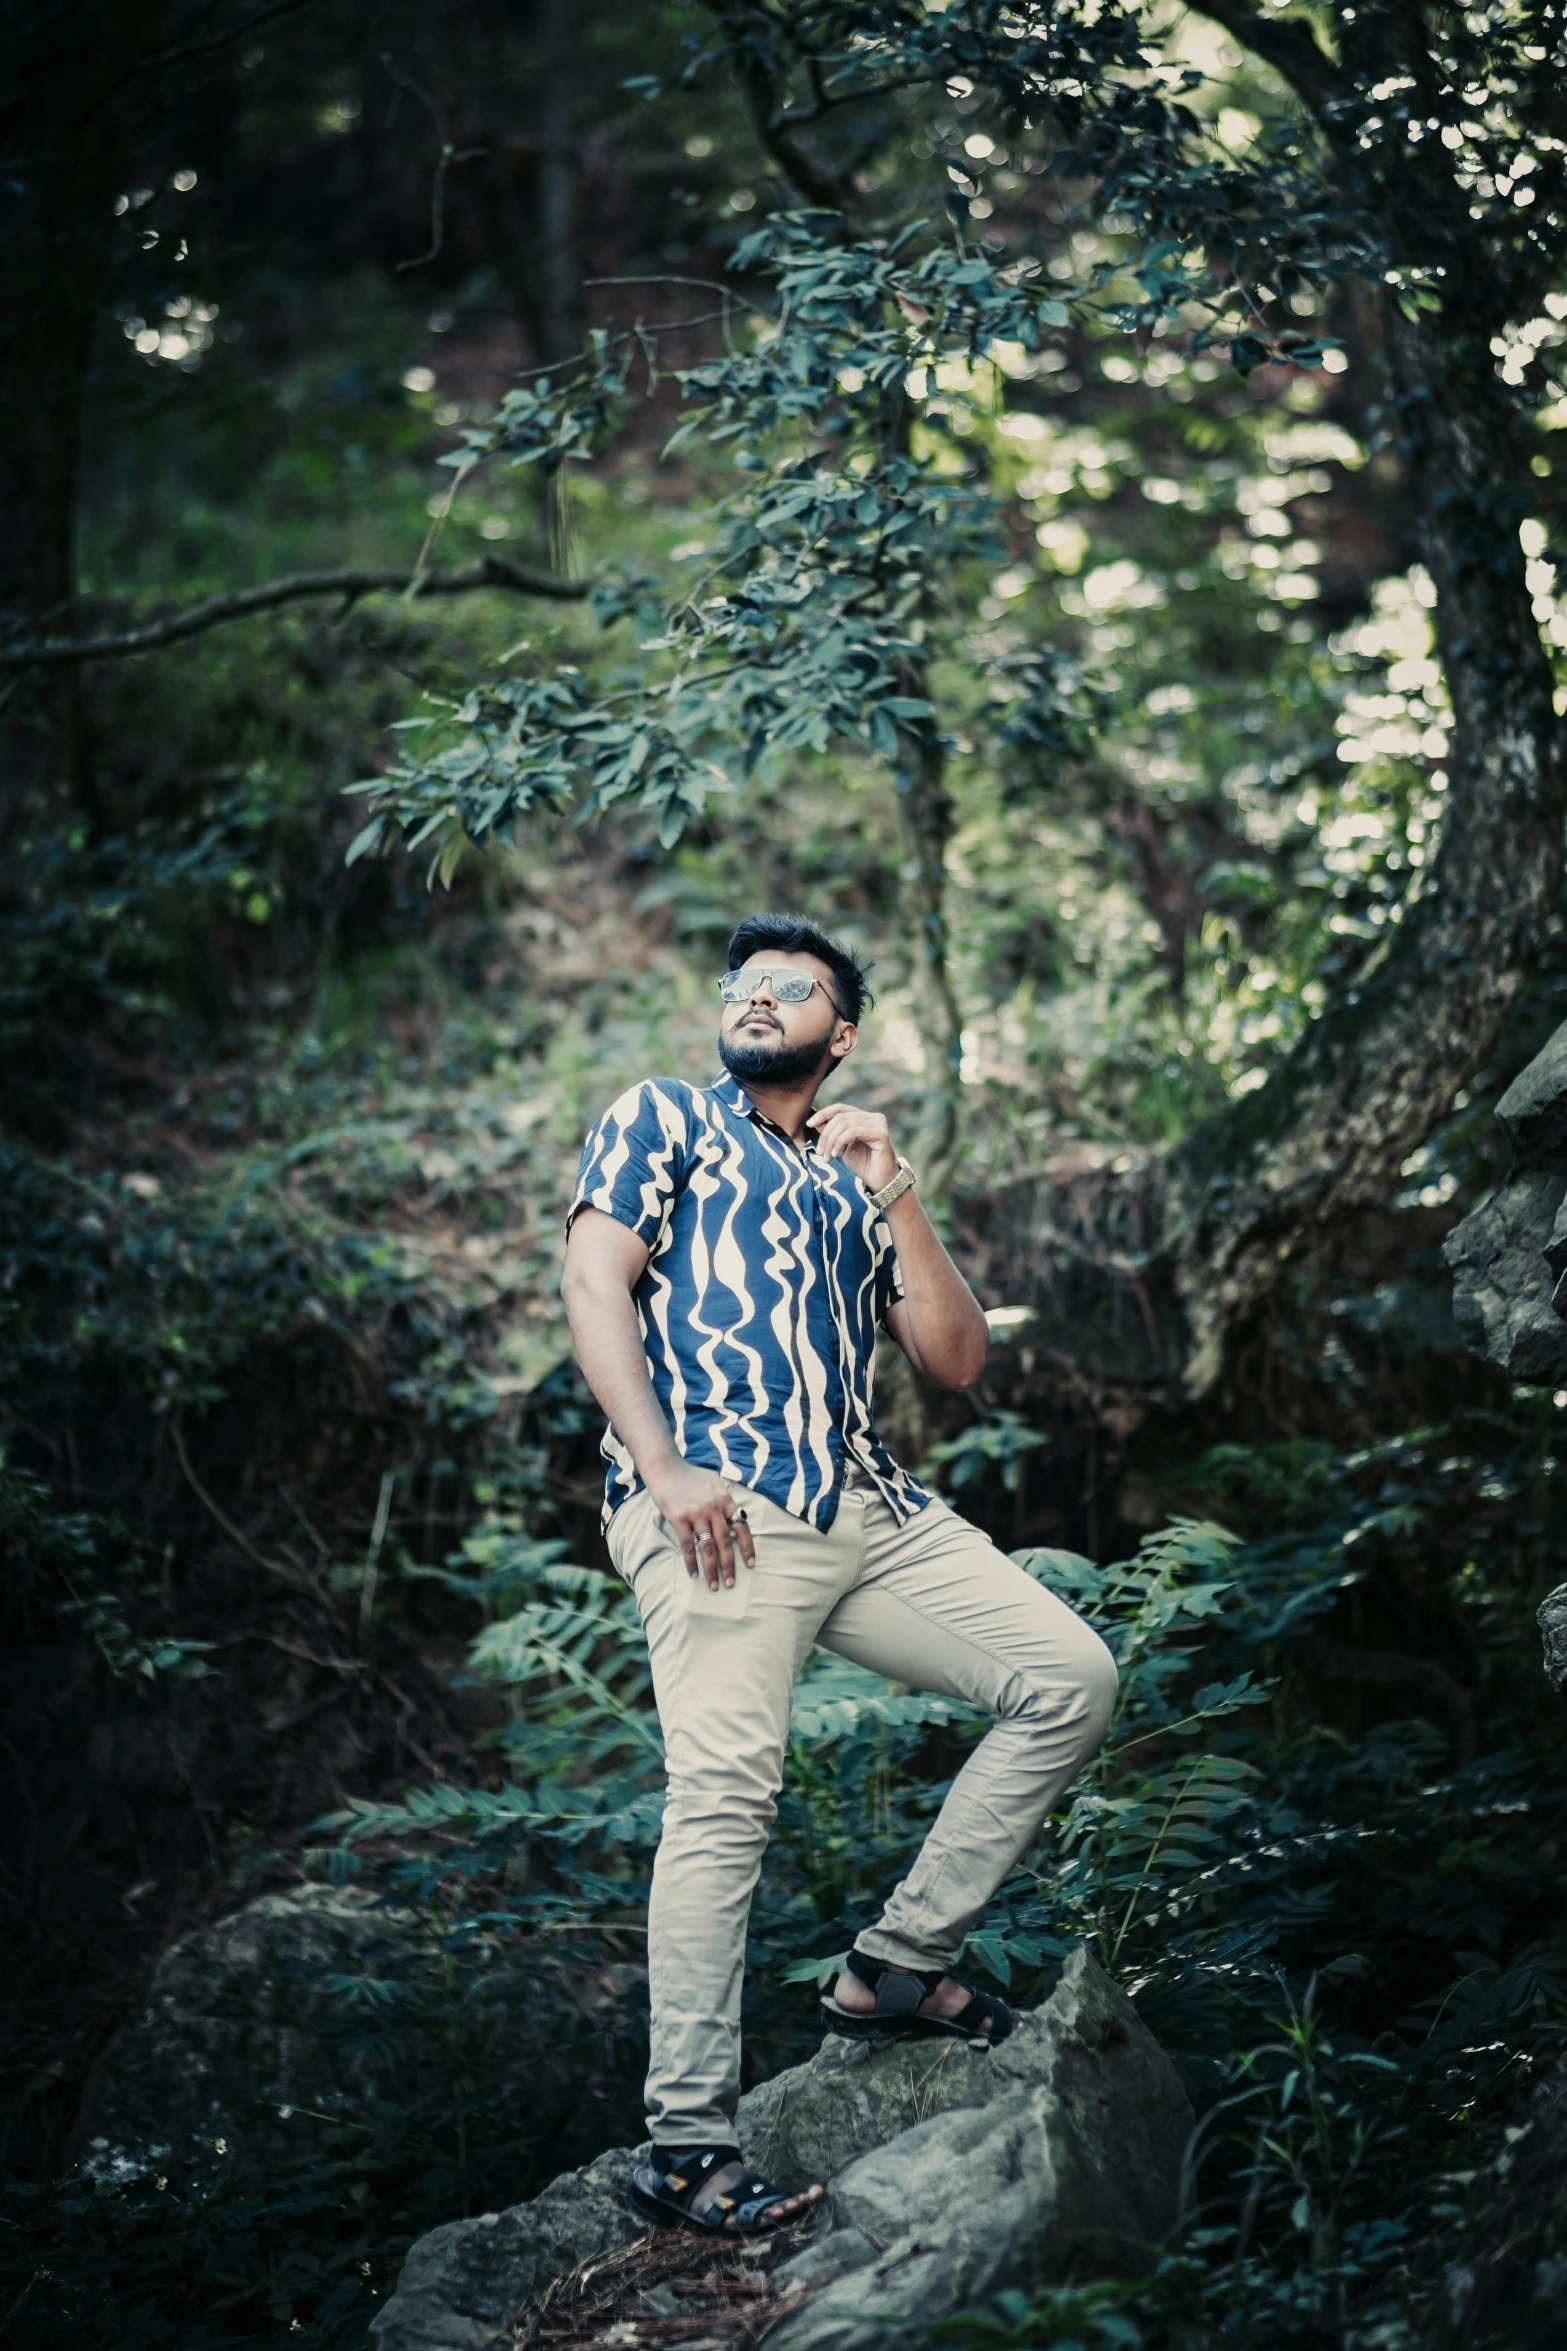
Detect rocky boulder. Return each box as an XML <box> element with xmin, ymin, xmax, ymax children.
<box><xmin>1444</xmin><ymin>1169</ymin><xmax>1567</xmax><ymax>1383</ymax></box>
<box><xmin>78</xmin><ymin>1885</ymin><xmax>427</xmax><ymax>2168</ymax></box>
<box><xmin>1443</xmin><ymin>1014</ymin><xmax>1567</xmax><ymax>1682</ymax></box>
<box><xmin>372</xmin><ymin>1943</ymin><xmax>1193</xmax><ymax>2351</ymax></box>
<box><xmin>78</xmin><ymin>1883</ymin><xmax>622</xmax><ymax>2176</ymax></box>
<box><xmin>1445</xmin><ymin>1016</ymin><xmax>1567</xmax><ymax>1383</ymax></box>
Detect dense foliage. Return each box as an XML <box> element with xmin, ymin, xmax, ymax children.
<box><xmin>4</xmin><ymin>2</ymin><xmax>1567</xmax><ymax>2346</ymax></box>
<box><xmin>8</xmin><ymin>1404</ymin><xmax>1566</xmax><ymax>2346</ymax></box>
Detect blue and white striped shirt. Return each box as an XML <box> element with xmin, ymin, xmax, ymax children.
<box><xmin>567</xmin><ymin>1072</ymin><xmax>932</xmax><ymax>1532</ymax></box>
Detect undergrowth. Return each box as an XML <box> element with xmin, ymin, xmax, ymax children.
<box><xmin>7</xmin><ymin>1400</ymin><xmax>1563</xmax><ymax>2347</ymax></box>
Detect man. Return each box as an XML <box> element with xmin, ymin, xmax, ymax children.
<box><xmin>562</xmin><ymin>912</ymin><xmax>1117</xmax><ymax>2238</ymax></box>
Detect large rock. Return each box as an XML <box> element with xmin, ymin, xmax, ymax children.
<box><xmin>1444</xmin><ymin>1016</ymin><xmax>1567</xmax><ymax>1693</ymax></box>
<box><xmin>1445</xmin><ymin>1016</ymin><xmax>1567</xmax><ymax>1386</ymax></box>
<box><xmin>78</xmin><ymin>1883</ymin><xmax>614</xmax><ymax>2176</ymax></box>
<box><xmin>377</xmin><ymin>2143</ymin><xmax>649</xmax><ymax>2351</ymax></box>
<box><xmin>1540</xmin><ymin>1585</ymin><xmax>1567</xmax><ymax>1694</ymax></box>
<box><xmin>1443</xmin><ymin>1171</ymin><xmax>1567</xmax><ymax>1383</ymax></box>
<box><xmin>372</xmin><ymin>1945</ymin><xmax>1192</xmax><ymax>2351</ymax></box>
<box><xmin>80</xmin><ymin>1886</ymin><xmax>429</xmax><ymax>2167</ymax></box>
<box><xmin>1496</xmin><ymin>1020</ymin><xmax>1567</xmax><ymax>1165</ymax></box>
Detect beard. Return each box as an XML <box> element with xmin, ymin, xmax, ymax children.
<box><xmin>718</xmin><ymin>1021</ymin><xmax>834</xmax><ymax>1089</ymax></box>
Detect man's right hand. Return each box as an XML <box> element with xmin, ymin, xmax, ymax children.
<box><xmin>648</xmin><ymin>1462</ymin><xmax>757</xmax><ymax>1588</ymax></box>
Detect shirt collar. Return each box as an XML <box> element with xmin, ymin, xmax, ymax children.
<box><xmin>709</xmin><ymin>1070</ymin><xmax>752</xmax><ymax>1117</ymax></box>
<box><xmin>707</xmin><ymin>1071</ymin><xmax>820</xmax><ymax>1155</ymax></box>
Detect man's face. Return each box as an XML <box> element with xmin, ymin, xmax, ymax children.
<box><xmin>717</xmin><ymin>951</ymin><xmax>855</xmax><ymax>1088</ymax></box>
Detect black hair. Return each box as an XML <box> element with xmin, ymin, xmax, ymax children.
<box><xmin>724</xmin><ymin>912</ymin><xmax>874</xmax><ymax>1027</ymax></box>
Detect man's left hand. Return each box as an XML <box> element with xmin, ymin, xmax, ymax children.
<box><xmin>806</xmin><ymin>1103</ymin><xmax>899</xmax><ymax>1194</ymax></box>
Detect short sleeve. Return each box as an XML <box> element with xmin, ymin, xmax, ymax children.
<box><xmin>567</xmin><ymin>1080</ymin><xmax>692</xmax><ymax>1249</ymax></box>
<box><xmin>876</xmin><ymin>1240</ymin><xmax>906</xmax><ymax>1324</ymax></box>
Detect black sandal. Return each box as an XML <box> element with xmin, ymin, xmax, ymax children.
<box><xmin>818</xmin><ymin>1948</ymin><xmax>1017</xmax><ymax>2046</ymax></box>
<box><xmin>627</xmin><ymin>2144</ymin><xmax>803</xmax><ymax>2236</ymax></box>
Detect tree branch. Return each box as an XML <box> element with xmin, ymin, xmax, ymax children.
<box><xmin>0</xmin><ymin>556</ymin><xmax>590</xmax><ymax>670</ymax></box>
<box><xmin>94</xmin><ymin>0</ymin><xmax>313</xmax><ymax>119</ymax></box>
<box><xmin>379</xmin><ymin>52</ymin><xmax>487</xmax><ymax>272</ymax></box>
<box><xmin>171</xmin><ymin>1417</ymin><xmax>314</xmax><ymax>1593</ymax></box>
<box><xmin>706</xmin><ymin>3</ymin><xmax>858</xmax><ymax>210</ymax></box>
<box><xmin>1181</xmin><ymin>0</ymin><xmax>1354</xmax><ymax>129</ymax></box>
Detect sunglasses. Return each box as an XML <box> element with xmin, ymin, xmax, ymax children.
<box><xmin>719</xmin><ymin>968</ymin><xmax>847</xmax><ymax>1020</ymax></box>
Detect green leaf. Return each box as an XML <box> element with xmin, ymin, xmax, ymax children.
<box><xmin>963</xmin><ymin>1931</ymin><xmax>1014</xmax><ymax>1986</ymax></box>
<box><xmin>345</xmin><ymin>816</ymin><xmax>386</xmax><ymax>866</ymax></box>
<box><xmin>777</xmin><ymin>1950</ymin><xmax>846</xmax><ymax>1986</ymax></box>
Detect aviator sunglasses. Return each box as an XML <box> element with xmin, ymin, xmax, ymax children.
<box><xmin>719</xmin><ymin>968</ymin><xmax>848</xmax><ymax>1020</ymax></box>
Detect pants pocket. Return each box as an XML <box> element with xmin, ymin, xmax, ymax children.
<box><xmin>608</xmin><ymin>1482</ymin><xmax>769</xmax><ymax>1618</ymax></box>
<box><xmin>679</xmin><ymin>1555</ymin><xmax>753</xmax><ymax>1622</ymax></box>
<box><xmin>606</xmin><ymin>1489</ymin><xmax>668</xmax><ymax>1589</ymax></box>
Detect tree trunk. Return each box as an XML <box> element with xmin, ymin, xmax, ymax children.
<box><xmin>0</xmin><ymin>0</ymin><xmax>168</xmax><ymax>852</ymax></box>
<box><xmin>894</xmin><ymin>714</ymin><xmax>965</xmax><ymax>1191</ymax></box>
<box><xmin>486</xmin><ymin>0</ymin><xmax>581</xmax><ymax>370</ymax></box>
<box><xmin>968</xmin><ymin>288</ymin><xmax>1564</xmax><ymax>1404</ymax></box>
<box><xmin>535</xmin><ymin>0</ymin><xmax>581</xmax><ymax>369</ymax></box>
<box><xmin>0</xmin><ymin>275</ymin><xmax>92</xmax><ymax>846</ymax></box>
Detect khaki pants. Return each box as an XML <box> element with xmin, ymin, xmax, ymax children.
<box><xmin>606</xmin><ymin>1480</ymin><xmax>1118</xmax><ymax>2148</ymax></box>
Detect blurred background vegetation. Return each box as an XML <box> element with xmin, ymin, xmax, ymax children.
<box><xmin>3</xmin><ymin>2</ymin><xmax>1567</xmax><ymax>2344</ymax></box>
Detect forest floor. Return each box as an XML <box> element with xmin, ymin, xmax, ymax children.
<box><xmin>512</xmin><ymin>2221</ymin><xmax>825</xmax><ymax>2351</ymax></box>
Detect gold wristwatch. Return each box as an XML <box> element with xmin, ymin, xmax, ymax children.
<box><xmin>868</xmin><ymin>1154</ymin><xmax>917</xmax><ymax>1213</ymax></box>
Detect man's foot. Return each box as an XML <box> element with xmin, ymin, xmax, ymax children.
<box><xmin>628</xmin><ymin>2145</ymin><xmax>824</xmax><ymax>2235</ymax></box>
<box><xmin>688</xmin><ymin>2159</ymin><xmax>823</xmax><ymax>2225</ymax></box>
<box><xmin>821</xmin><ymin>1951</ymin><xmax>1017</xmax><ymax>2045</ymax></box>
<box><xmin>832</xmin><ymin>1963</ymin><xmax>977</xmax><ymax>2026</ymax></box>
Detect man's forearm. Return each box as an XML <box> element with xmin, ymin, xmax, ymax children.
<box><xmin>885</xmin><ymin>1189</ymin><xmax>989</xmax><ymax>1388</ymax></box>
<box><xmin>563</xmin><ymin>1272</ymin><xmax>681</xmax><ymax>1485</ymax></box>
<box><xmin>802</xmin><ymin>1094</ymin><xmax>989</xmax><ymax>1390</ymax></box>
<box><xmin>562</xmin><ymin>1224</ymin><xmax>756</xmax><ymax>1583</ymax></box>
